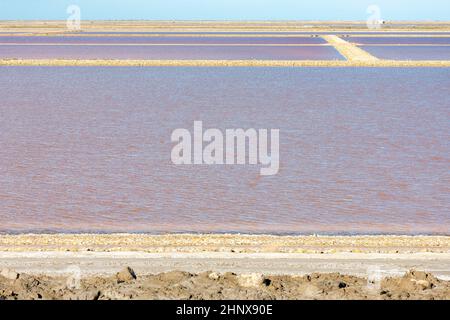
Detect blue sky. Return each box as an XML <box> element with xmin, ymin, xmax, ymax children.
<box><xmin>0</xmin><ymin>0</ymin><xmax>449</xmax><ymax>21</ymax></box>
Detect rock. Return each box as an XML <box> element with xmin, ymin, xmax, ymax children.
<box><xmin>302</xmin><ymin>284</ymin><xmax>322</xmax><ymax>298</ymax></box>
<box><xmin>116</xmin><ymin>267</ymin><xmax>137</xmax><ymax>283</ymax></box>
<box><xmin>80</xmin><ymin>290</ymin><xmax>101</xmax><ymax>300</ymax></box>
<box><xmin>101</xmin><ymin>289</ymin><xmax>132</xmax><ymax>300</ymax></box>
<box><xmin>208</xmin><ymin>272</ymin><xmax>220</xmax><ymax>280</ymax></box>
<box><xmin>66</xmin><ymin>275</ymin><xmax>80</xmax><ymax>289</ymax></box>
<box><xmin>0</xmin><ymin>268</ymin><xmax>19</xmax><ymax>280</ymax></box>
<box><xmin>237</xmin><ymin>273</ymin><xmax>264</xmax><ymax>287</ymax></box>
<box><xmin>407</xmin><ymin>270</ymin><xmax>437</xmax><ymax>282</ymax></box>
<box><xmin>262</xmin><ymin>278</ymin><xmax>272</xmax><ymax>286</ymax></box>
<box><xmin>406</xmin><ymin>270</ymin><xmax>436</xmax><ymax>290</ymax></box>
<box><xmin>414</xmin><ymin>280</ymin><xmax>432</xmax><ymax>290</ymax></box>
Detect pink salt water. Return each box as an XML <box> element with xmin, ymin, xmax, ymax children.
<box><xmin>0</xmin><ymin>67</ymin><xmax>448</xmax><ymax>234</ymax></box>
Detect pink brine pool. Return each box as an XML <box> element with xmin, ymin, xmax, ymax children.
<box><xmin>362</xmin><ymin>46</ymin><xmax>450</xmax><ymax>60</ymax></box>
<box><xmin>0</xmin><ymin>67</ymin><xmax>449</xmax><ymax>235</ymax></box>
<box><xmin>0</xmin><ymin>44</ymin><xmax>343</xmax><ymax>60</ymax></box>
<box><xmin>0</xmin><ymin>35</ymin><xmax>342</xmax><ymax>60</ymax></box>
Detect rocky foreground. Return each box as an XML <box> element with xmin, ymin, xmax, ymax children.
<box><xmin>1</xmin><ymin>267</ymin><xmax>448</xmax><ymax>300</ymax></box>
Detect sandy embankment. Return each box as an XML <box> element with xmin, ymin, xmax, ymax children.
<box><xmin>321</xmin><ymin>35</ymin><xmax>379</xmax><ymax>62</ymax></box>
<box><xmin>1</xmin><ymin>234</ymin><xmax>448</xmax><ymax>253</ymax></box>
<box><xmin>0</xmin><ymin>234</ymin><xmax>449</xmax><ymax>299</ymax></box>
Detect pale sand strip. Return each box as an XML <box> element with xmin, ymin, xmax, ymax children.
<box><xmin>2</xmin><ymin>235</ymin><xmax>448</xmax><ymax>279</ymax></box>
<box><xmin>1</xmin><ymin>58</ymin><xmax>450</xmax><ymax>67</ymax></box>
<box><xmin>322</xmin><ymin>35</ymin><xmax>379</xmax><ymax>61</ymax></box>
<box><xmin>1</xmin><ymin>251</ymin><xmax>449</xmax><ymax>279</ymax></box>
<box><xmin>2</xmin><ymin>33</ymin><xmax>450</xmax><ymax>38</ymax></box>
<box><xmin>0</xmin><ymin>33</ymin><xmax>323</xmax><ymax>38</ymax></box>
<box><xmin>0</xmin><ymin>234</ymin><xmax>448</xmax><ymax>253</ymax></box>
<box><xmin>0</xmin><ymin>43</ymin><xmax>331</xmax><ymax>47</ymax></box>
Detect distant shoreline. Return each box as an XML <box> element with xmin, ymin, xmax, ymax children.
<box><xmin>1</xmin><ymin>22</ymin><xmax>449</xmax><ymax>66</ymax></box>
<box><xmin>1</xmin><ymin>20</ymin><xmax>450</xmax><ymax>34</ymax></box>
